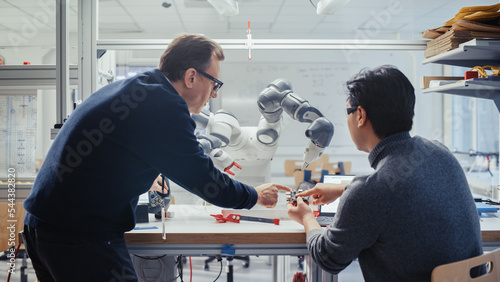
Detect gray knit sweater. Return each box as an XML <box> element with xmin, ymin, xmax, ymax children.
<box><xmin>307</xmin><ymin>132</ymin><xmax>483</xmax><ymax>281</ymax></box>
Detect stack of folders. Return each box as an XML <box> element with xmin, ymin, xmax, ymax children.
<box><xmin>422</xmin><ymin>3</ymin><xmax>500</xmax><ymax>58</ymax></box>
<box><xmin>424</xmin><ymin>28</ymin><xmax>500</xmax><ymax>58</ymax></box>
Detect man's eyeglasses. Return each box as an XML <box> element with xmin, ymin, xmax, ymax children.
<box><xmin>196</xmin><ymin>69</ymin><xmax>223</xmax><ymax>93</ymax></box>
<box><xmin>346</xmin><ymin>106</ymin><xmax>358</xmax><ymax>117</ymax></box>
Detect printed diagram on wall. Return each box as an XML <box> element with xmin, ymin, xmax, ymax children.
<box><xmin>0</xmin><ymin>95</ymin><xmax>37</xmax><ymax>178</ymax></box>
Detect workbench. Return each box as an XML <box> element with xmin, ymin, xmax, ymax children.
<box><xmin>126</xmin><ymin>205</ymin><xmax>307</xmax><ymax>256</ymax></box>
<box><xmin>127</xmin><ymin>204</ymin><xmax>311</xmax><ymax>282</ymax></box>
<box><xmin>15</xmin><ymin>204</ymin><xmax>500</xmax><ymax>282</ymax></box>
<box><xmin>478</xmin><ymin>211</ymin><xmax>500</xmax><ymax>248</ymax></box>
<box><xmin>125</xmin><ymin>204</ymin><xmax>500</xmax><ymax>282</ymax></box>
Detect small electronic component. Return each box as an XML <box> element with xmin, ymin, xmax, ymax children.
<box><xmin>286</xmin><ymin>189</ymin><xmax>310</xmax><ymax>204</ymax></box>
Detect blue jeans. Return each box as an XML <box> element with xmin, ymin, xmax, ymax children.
<box><xmin>22</xmin><ymin>225</ymin><xmax>138</xmax><ymax>282</ymax></box>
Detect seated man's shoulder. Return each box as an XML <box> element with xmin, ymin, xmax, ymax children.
<box><xmin>412</xmin><ymin>135</ymin><xmax>448</xmax><ymax>152</ymax></box>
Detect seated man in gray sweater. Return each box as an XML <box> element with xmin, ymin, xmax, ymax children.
<box><xmin>287</xmin><ymin>65</ymin><xmax>483</xmax><ymax>281</ymax></box>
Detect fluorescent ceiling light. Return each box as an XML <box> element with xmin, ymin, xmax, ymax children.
<box><xmin>317</xmin><ymin>0</ymin><xmax>351</xmax><ymax>15</ymax></box>
<box><xmin>207</xmin><ymin>0</ymin><xmax>239</xmax><ymax>16</ymax></box>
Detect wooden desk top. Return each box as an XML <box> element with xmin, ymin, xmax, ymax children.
<box><xmin>479</xmin><ymin>213</ymin><xmax>500</xmax><ymax>242</ymax></box>
<box><xmin>125</xmin><ymin>205</ymin><xmax>500</xmax><ymax>245</ymax></box>
<box><xmin>126</xmin><ymin>205</ymin><xmax>307</xmax><ymax>245</ymax></box>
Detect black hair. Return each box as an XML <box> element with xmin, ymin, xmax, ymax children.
<box><xmin>346</xmin><ymin>65</ymin><xmax>415</xmax><ymax>139</ymax></box>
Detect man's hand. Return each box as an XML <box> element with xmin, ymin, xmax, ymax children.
<box><xmin>255</xmin><ymin>183</ymin><xmax>291</xmax><ymax>208</ymax></box>
<box><xmin>150</xmin><ymin>174</ymin><xmax>169</xmax><ymax>193</ymax></box>
<box><xmin>296</xmin><ymin>183</ymin><xmax>346</xmax><ymax>205</ymax></box>
<box><xmin>287</xmin><ymin>197</ymin><xmax>316</xmax><ymax>225</ymax></box>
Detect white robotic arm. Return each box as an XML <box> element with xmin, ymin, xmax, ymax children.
<box><xmin>257</xmin><ymin>78</ymin><xmax>334</xmax><ymax>170</ymax></box>
<box><xmin>193</xmin><ymin>108</ymin><xmax>243</xmax><ymax>176</ymax></box>
<box><xmin>192</xmin><ymin>78</ymin><xmax>334</xmax><ymax>180</ymax></box>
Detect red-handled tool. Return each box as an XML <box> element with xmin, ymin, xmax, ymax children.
<box><xmin>211</xmin><ymin>214</ymin><xmax>280</xmax><ymax>225</ymax></box>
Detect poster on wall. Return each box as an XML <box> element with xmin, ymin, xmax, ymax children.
<box><xmin>0</xmin><ymin>94</ymin><xmax>37</xmax><ymax>178</ymax></box>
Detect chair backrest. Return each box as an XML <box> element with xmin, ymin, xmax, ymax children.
<box><xmin>431</xmin><ymin>248</ymin><xmax>500</xmax><ymax>282</ymax></box>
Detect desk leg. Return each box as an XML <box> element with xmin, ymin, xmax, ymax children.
<box><xmin>272</xmin><ymin>256</ymin><xmax>278</xmax><ymax>282</ymax></box>
<box><xmin>305</xmin><ymin>255</ymin><xmax>338</xmax><ymax>282</ymax></box>
<box><xmin>272</xmin><ymin>256</ymin><xmax>290</xmax><ymax>282</ymax></box>
<box><xmin>271</xmin><ymin>256</ymin><xmax>290</xmax><ymax>282</ymax></box>
<box><xmin>322</xmin><ymin>270</ymin><xmax>337</xmax><ymax>282</ymax></box>
<box><xmin>226</xmin><ymin>257</ymin><xmax>234</xmax><ymax>282</ymax></box>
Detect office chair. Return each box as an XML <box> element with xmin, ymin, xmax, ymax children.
<box><xmin>431</xmin><ymin>248</ymin><xmax>500</xmax><ymax>282</ymax></box>
<box><xmin>204</xmin><ymin>255</ymin><xmax>249</xmax><ymax>270</ymax></box>
<box><xmin>204</xmin><ymin>255</ymin><xmax>249</xmax><ymax>282</ymax></box>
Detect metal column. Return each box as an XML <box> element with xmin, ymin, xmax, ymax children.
<box><xmin>305</xmin><ymin>255</ymin><xmax>338</xmax><ymax>282</ymax></box>
<box><xmin>78</xmin><ymin>0</ymin><xmax>98</xmax><ymax>102</ymax></box>
<box><xmin>56</xmin><ymin>0</ymin><xmax>69</xmax><ymax>124</ymax></box>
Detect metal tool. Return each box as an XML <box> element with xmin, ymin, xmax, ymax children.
<box><xmin>211</xmin><ymin>213</ymin><xmax>280</xmax><ymax>225</ymax></box>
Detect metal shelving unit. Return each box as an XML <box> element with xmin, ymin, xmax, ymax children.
<box><xmin>0</xmin><ymin>65</ymin><xmax>78</xmax><ymax>89</ymax></box>
<box><xmin>422</xmin><ymin>79</ymin><xmax>500</xmax><ymax>105</ymax></box>
<box><xmin>423</xmin><ymin>39</ymin><xmax>500</xmax><ymax>201</ymax></box>
<box><xmin>422</xmin><ymin>39</ymin><xmax>500</xmax><ymax>68</ymax></box>
<box><xmin>422</xmin><ymin>39</ymin><xmax>500</xmax><ymax>111</ymax></box>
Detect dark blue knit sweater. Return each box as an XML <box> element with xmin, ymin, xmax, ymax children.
<box><xmin>307</xmin><ymin>132</ymin><xmax>483</xmax><ymax>281</ymax></box>
<box><xmin>24</xmin><ymin>69</ymin><xmax>257</xmax><ymax>239</ymax></box>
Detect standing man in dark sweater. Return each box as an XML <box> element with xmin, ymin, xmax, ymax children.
<box><xmin>287</xmin><ymin>66</ymin><xmax>483</xmax><ymax>281</ymax></box>
<box><xmin>23</xmin><ymin>34</ymin><xmax>290</xmax><ymax>281</ymax></box>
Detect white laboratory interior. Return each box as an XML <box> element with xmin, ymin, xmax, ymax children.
<box><xmin>1</xmin><ymin>0</ymin><xmax>500</xmax><ymax>282</ymax></box>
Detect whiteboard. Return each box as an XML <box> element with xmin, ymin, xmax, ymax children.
<box><xmin>219</xmin><ymin>62</ymin><xmax>359</xmax><ymax>147</ymax></box>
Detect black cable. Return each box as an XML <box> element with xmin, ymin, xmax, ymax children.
<box><xmin>168</xmin><ymin>274</ymin><xmax>181</xmax><ymax>282</ymax></box>
<box><xmin>167</xmin><ymin>255</ymin><xmax>185</xmax><ymax>282</ymax></box>
<box><xmin>161</xmin><ymin>174</ymin><xmax>165</xmax><ymax>194</ymax></box>
<box><xmin>308</xmin><ymin>0</ymin><xmax>316</xmax><ymax>8</ymax></box>
<box><xmin>177</xmin><ymin>255</ymin><xmax>184</xmax><ymax>282</ymax></box>
<box><xmin>213</xmin><ymin>258</ymin><xmax>223</xmax><ymax>282</ymax></box>
<box><xmin>484</xmin><ymin>199</ymin><xmax>500</xmax><ymax>205</ymax></box>
<box><xmin>475</xmin><ymin>198</ymin><xmax>500</xmax><ymax>205</ymax></box>
<box><xmin>133</xmin><ymin>254</ymin><xmax>166</xmax><ymax>260</ymax></box>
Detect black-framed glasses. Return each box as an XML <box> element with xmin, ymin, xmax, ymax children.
<box><xmin>346</xmin><ymin>94</ymin><xmax>359</xmax><ymax>117</ymax></box>
<box><xmin>346</xmin><ymin>106</ymin><xmax>358</xmax><ymax>116</ymax></box>
<box><xmin>196</xmin><ymin>69</ymin><xmax>223</xmax><ymax>93</ymax></box>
